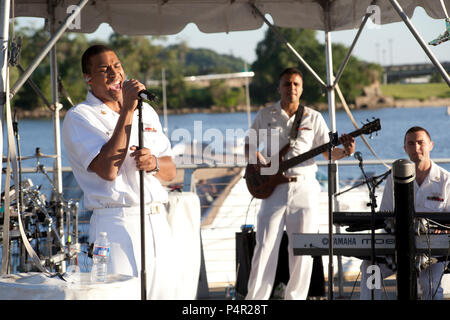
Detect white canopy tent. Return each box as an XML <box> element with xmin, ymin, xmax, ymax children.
<box><xmin>1</xmin><ymin>0</ymin><xmax>449</xmax><ymax>298</ymax></box>
<box><xmin>10</xmin><ymin>0</ymin><xmax>450</xmax><ymax>34</ymax></box>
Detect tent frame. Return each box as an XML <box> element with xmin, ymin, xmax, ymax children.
<box><xmin>251</xmin><ymin>0</ymin><xmax>450</xmax><ymax>298</ymax></box>
<box><xmin>1</xmin><ymin>0</ymin><xmax>450</xmax><ymax>300</ymax></box>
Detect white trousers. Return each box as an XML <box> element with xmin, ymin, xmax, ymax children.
<box><xmin>360</xmin><ymin>260</ymin><xmax>447</xmax><ymax>300</ymax></box>
<box><xmin>246</xmin><ymin>174</ymin><xmax>321</xmax><ymax>300</ymax></box>
<box><xmin>89</xmin><ymin>205</ymin><xmax>176</xmax><ymax>299</ymax></box>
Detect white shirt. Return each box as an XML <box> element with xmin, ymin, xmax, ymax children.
<box><xmin>246</xmin><ymin>101</ymin><xmax>330</xmax><ymax>176</ymax></box>
<box><xmin>380</xmin><ymin>160</ymin><xmax>450</xmax><ymax>212</ymax></box>
<box><xmin>62</xmin><ymin>91</ymin><xmax>173</xmax><ymax>210</ymax></box>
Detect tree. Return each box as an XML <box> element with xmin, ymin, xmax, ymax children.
<box><xmin>250</xmin><ymin>27</ymin><xmax>381</xmax><ymax>106</ymax></box>
<box><xmin>429</xmin><ymin>72</ymin><xmax>445</xmax><ymax>83</ymax></box>
<box><xmin>208</xmin><ymin>80</ymin><xmax>245</xmax><ymax>109</ymax></box>
<box><xmin>10</xmin><ymin>25</ymin><xmax>90</xmax><ymax>110</ymax></box>
<box><xmin>9</xmin><ymin>26</ymin><xmax>255</xmax><ymax>112</ymax></box>
<box><xmin>109</xmin><ymin>34</ymin><xmax>163</xmax><ymax>84</ymax></box>
<box><xmin>251</xmin><ymin>28</ymin><xmax>324</xmax><ymax>105</ymax></box>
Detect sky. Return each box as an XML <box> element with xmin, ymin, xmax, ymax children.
<box><xmin>17</xmin><ymin>7</ymin><xmax>449</xmax><ymax>66</ymax></box>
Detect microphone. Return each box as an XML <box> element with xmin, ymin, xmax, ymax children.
<box><xmin>138</xmin><ymin>89</ymin><xmax>158</xmax><ymax>102</ymax></box>
<box><xmin>354</xmin><ymin>151</ymin><xmax>363</xmax><ymax>163</ymax></box>
<box><xmin>123</xmin><ymin>80</ymin><xmax>158</xmax><ymax>102</ymax></box>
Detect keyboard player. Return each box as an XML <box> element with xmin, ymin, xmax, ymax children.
<box><xmin>360</xmin><ymin>126</ymin><xmax>450</xmax><ymax>300</ymax></box>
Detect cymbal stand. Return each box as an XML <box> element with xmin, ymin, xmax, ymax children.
<box><xmin>34</xmin><ymin>160</ymin><xmax>73</xmax><ymax>264</ymax></box>
<box><xmin>12</xmin><ymin>111</ymin><xmax>27</xmax><ymax>271</ymax></box>
<box><xmin>12</xmin><ymin>111</ymin><xmax>24</xmax><ymax>214</ymax></box>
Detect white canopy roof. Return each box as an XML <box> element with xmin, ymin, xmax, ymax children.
<box><xmin>13</xmin><ymin>0</ymin><xmax>450</xmax><ymax>35</ymax></box>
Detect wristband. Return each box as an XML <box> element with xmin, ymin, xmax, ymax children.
<box><xmin>150</xmin><ymin>155</ymin><xmax>159</xmax><ymax>174</ymax></box>
<box><xmin>344</xmin><ymin>149</ymin><xmax>354</xmax><ymax>157</ymax></box>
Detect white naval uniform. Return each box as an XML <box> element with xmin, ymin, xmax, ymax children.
<box><xmin>62</xmin><ymin>91</ymin><xmax>175</xmax><ymax>299</ymax></box>
<box><xmin>360</xmin><ymin>160</ymin><xmax>450</xmax><ymax>300</ymax></box>
<box><xmin>245</xmin><ymin>102</ymin><xmax>329</xmax><ymax>300</ymax></box>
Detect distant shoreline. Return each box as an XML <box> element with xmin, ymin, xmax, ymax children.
<box><xmin>13</xmin><ymin>97</ymin><xmax>450</xmax><ymax>119</ymax></box>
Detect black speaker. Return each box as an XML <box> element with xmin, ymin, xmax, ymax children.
<box><xmin>235</xmin><ymin>229</ymin><xmax>325</xmax><ymax>299</ymax></box>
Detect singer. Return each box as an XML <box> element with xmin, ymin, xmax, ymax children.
<box><xmin>62</xmin><ymin>45</ymin><xmax>177</xmax><ymax>299</ymax></box>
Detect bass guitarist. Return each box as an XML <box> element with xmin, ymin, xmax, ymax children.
<box><xmin>244</xmin><ymin>67</ymin><xmax>355</xmax><ymax>300</ymax></box>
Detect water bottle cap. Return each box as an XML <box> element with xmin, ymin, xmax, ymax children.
<box><xmin>99</xmin><ymin>232</ymin><xmax>107</xmax><ymax>237</ymax></box>
<box><xmin>240</xmin><ymin>224</ymin><xmax>254</xmax><ymax>231</ymax></box>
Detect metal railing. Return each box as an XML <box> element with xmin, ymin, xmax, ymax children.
<box><xmin>3</xmin><ymin>158</ymin><xmax>450</xmax><ymax>274</ymax></box>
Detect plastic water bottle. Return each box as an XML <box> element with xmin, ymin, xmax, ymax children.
<box><xmin>91</xmin><ymin>232</ymin><xmax>110</xmax><ymax>283</ymax></box>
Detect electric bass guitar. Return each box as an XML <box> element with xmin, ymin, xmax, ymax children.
<box><xmin>245</xmin><ymin>118</ymin><xmax>381</xmax><ymax>199</ymax></box>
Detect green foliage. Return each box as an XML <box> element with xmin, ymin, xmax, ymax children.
<box><xmin>10</xmin><ymin>25</ymin><xmax>90</xmax><ymax>110</ymax></box>
<box><xmin>208</xmin><ymin>80</ymin><xmax>246</xmax><ymax>108</ymax></box>
<box><xmin>8</xmin><ymin>24</ymin><xmax>381</xmax><ymax>113</ymax></box>
<box><xmin>181</xmin><ymin>47</ymin><xmax>246</xmax><ymax>75</ymax></box>
<box><xmin>250</xmin><ymin>27</ymin><xmax>382</xmax><ymax>105</ymax></box>
<box><xmin>109</xmin><ymin>33</ymin><xmax>163</xmax><ymax>84</ymax></box>
<box><xmin>429</xmin><ymin>72</ymin><xmax>445</xmax><ymax>83</ymax></box>
<box><xmin>251</xmin><ymin>28</ymin><xmax>324</xmax><ymax>105</ymax></box>
<box><xmin>185</xmin><ymin>86</ymin><xmax>213</xmax><ymax>108</ymax></box>
<box><xmin>380</xmin><ymin>83</ymin><xmax>450</xmax><ymax>100</ymax></box>
<box><xmin>9</xmin><ymin>25</ymin><xmax>247</xmax><ymax>112</ymax></box>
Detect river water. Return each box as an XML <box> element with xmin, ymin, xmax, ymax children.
<box><xmin>6</xmin><ymin>105</ymin><xmax>450</xmax><ymax>184</ymax></box>
<box><xmin>1</xmin><ymin>105</ymin><xmax>450</xmax><ymax>273</ymax></box>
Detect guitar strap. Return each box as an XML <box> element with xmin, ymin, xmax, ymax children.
<box><xmin>288</xmin><ymin>105</ymin><xmax>305</xmax><ymax>146</ymax></box>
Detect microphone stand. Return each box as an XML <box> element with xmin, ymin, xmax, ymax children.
<box><xmin>335</xmin><ymin>170</ymin><xmax>391</xmax><ymax>197</ymax></box>
<box><xmin>356</xmin><ymin>156</ymin><xmax>390</xmax><ymax>300</ymax></box>
<box><xmin>138</xmin><ymin>98</ymin><xmax>147</xmax><ymax>300</ymax></box>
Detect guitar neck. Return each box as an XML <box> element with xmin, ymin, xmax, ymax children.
<box><xmin>279</xmin><ymin>128</ymin><xmax>364</xmax><ymax>172</ymax></box>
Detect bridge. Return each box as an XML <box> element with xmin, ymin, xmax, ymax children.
<box><xmin>383</xmin><ymin>62</ymin><xmax>450</xmax><ymax>83</ymax></box>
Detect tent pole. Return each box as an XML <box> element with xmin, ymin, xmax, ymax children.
<box><xmin>323</xmin><ymin>1</ymin><xmax>344</xmax><ymax>301</ymax></box>
<box><xmin>162</xmin><ymin>68</ymin><xmax>168</xmax><ymax>135</ymax></box>
<box><xmin>48</xmin><ymin>0</ymin><xmax>65</xmax><ymax>273</ymax></box>
<box><xmin>248</xmin><ymin>2</ymin><xmax>326</xmax><ymax>88</ymax></box>
<box><xmin>334</xmin><ymin>1</ymin><xmax>379</xmax><ymax>87</ymax></box>
<box><xmin>324</xmin><ymin>26</ymin><xmax>337</xmax><ymax>302</ymax></box>
<box><xmin>0</xmin><ymin>0</ymin><xmax>11</xmax><ymax>275</ymax></box>
<box><xmin>9</xmin><ymin>0</ymin><xmax>89</xmax><ymax>98</ymax></box>
<box><xmin>333</xmin><ymin>12</ymin><xmax>372</xmax><ymax>88</ymax></box>
<box><xmin>244</xmin><ymin>62</ymin><xmax>251</xmax><ymax>129</ymax></box>
<box><xmin>389</xmin><ymin>0</ymin><xmax>450</xmax><ymax>86</ymax></box>
<box><xmin>0</xmin><ymin>0</ymin><xmax>10</xmax><ymax>195</ymax></box>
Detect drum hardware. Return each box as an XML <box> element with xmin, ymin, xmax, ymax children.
<box><xmin>3</xmin><ymin>108</ymin><xmax>81</xmax><ymax>275</ymax></box>
<box><xmin>1</xmin><ymin>151</ymin><xmax>81</xmax><ymax>274</ymax></box>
